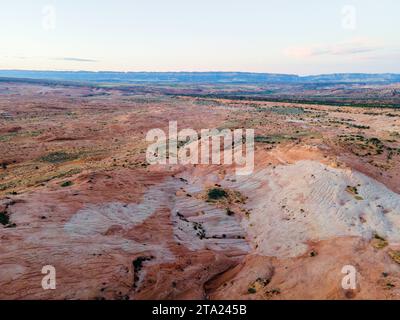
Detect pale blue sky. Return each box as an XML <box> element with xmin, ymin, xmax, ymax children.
<box><xmin>0</xmin><ymin>0</ymin><xmax>399</xmax><ymax>74</ymax></box>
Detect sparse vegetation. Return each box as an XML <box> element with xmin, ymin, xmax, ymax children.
<box><xmin>386</xmin><ymin>282</ymin><xmax>395</xmax><ymax>289</ymax></box>
<box><xmin>247</xmin><ymin>277</ymin><xmax>270</xmax><ymax>295</ymax></box>
<box><xmin>40</xmin><ymin>151</ymin><xmax>79</xmax><ymax>163</ymax></box>
<box><xmin>310</xmin><ymin>250</ymin><xmax>318</xmax><ymax>257</ymax></box>
<box><xmin>0</xmin><ymin>211</ymin><xmax>16</xmax><ymax>228</ymax></box>
<box><xmin>0</xmin><ymin>211</ymin><xmax>10</xmax><ymax>225</ymax></box>
<box><xmin>389</xmin><ymin>250</ymin><xmax>400</xmax><ymax>264</ymax></box>
<box><xmin>207</xmin><ymin>188</ymin><xmax>228</xmax><ymax>201</ymax></box>
<box><xmin>60</xmin><ymin>180</ymin><xmax>73</xmax><ymax>187</ymax></box>
<box><xmin>346</xmin><ymin>185</ymin><xmax>364</xmax><ymax>200</ymax></box>
<box><xmin>132</xmin><ymin>256</ymin><xmax>154</xmax><ymax>289</ymax></box>
<box><xmin>254</xmin><ymin>135</ymin><xmax>297</xmax><ymax>144</ymax></box>
<box><xmin>372</xmin><ymin>234</ymin><xmax>388</xmax><ymax>249</ymax></box>
<box><xmin>247</xmin><ymin>287</ymin><xmax>257</xmax><ymax>294</ymax></box>
<box><xmin>205</xmin><ymin>187</ymin><xmax>247</xmax><ymax>207</ymax></box>
<box><xmin>339</xmin><ymin>134</ymin><xmax>400</xmax><ymax>164</ymax></box>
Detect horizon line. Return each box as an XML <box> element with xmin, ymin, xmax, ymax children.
<box><xmin>1</xmin><ymin>69</ymin><xmax>400</xmax><ymax>77</ymax></box>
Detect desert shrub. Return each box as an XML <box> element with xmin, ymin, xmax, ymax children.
<box><xmin>0</xmin><ymin>211</ymin><xmax>10</xmax><ymax>225</ymax></box>
<box><xmin>372</xmin><ymin>234</ymin><xmax>388</xmax><ymax>249</ymax></box>
<box><xmin>60</xmin><ymin>181</ymin><xmax>73</xmax><ymax>187</ymax></box>
<box><xmin>207</xmin><ymin>188</ymin><xmax>228</xmax><ymax>201</ymax></box>
<box><xmin>247</xmin><ymin>287</ymin><xmax>257</xmax><ymax>294</ymax></box>
<box><xmin>0</xmin><ymin>211</ymin><xmax>16</xmax><ymax>228</ymax></box>
<box><xmin>389</xmin><ymin>250</ymin><xmax>400</xmax><ymax>264</ymax></box>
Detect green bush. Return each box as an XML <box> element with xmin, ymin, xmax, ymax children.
<box><xmin>60</xmin><ymin>181</ymin><xmax>73</xmax><ymax>187</ymax></box>
<box><xmin>207</xmin><ymin>188</ymin><xmax>228</xmax><ymax>201</ymax></box>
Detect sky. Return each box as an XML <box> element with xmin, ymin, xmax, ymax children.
<box><xmin>0</xmin><ymin>0</ymin><xmax>399</xmax><ymax>75</ymax></box>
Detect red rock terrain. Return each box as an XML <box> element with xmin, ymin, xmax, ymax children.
<box><xmin>1</xmin><ymin>82</ymin><xmax>400</xmax><ymax>299</ymax></box>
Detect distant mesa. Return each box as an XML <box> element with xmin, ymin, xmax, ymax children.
<box><xmin>0</xmin><ymin>70</ymin><xmax>400</xmax><ymax>84</ymax></box>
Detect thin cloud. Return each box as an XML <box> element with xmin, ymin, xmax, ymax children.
<box><xmin>360</xmin><ymin>51</ymin><xmax>400</xmax><ymax>61</ymax></box>
<box><xmin>284</xmin><ymin>39</ymin><xmax>381</xmax><ymax>59</ymax></box>
<box><xmin>1</xmin><ymin>55</ymin><xmax>99</xmax><ymax>63</ymax></box>
<box><xmin>53</xmin><ymin>57</ymin><xmax>98</xmax><ymax>63</ymax></box>
<box><xmin>0</xmin><ymin>55</ymin><xmax>28</xmax><ymax>60</ymax></box>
